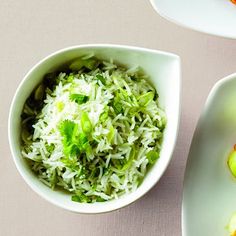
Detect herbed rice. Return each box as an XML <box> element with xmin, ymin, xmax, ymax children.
<box><xmin>21</xmin><ymin>55</ymin><xmax>166</xmax><ymax>203</ymax></box>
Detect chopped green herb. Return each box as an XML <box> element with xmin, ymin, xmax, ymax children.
<box><xmin>59</xmin><ymin>120</ymin><xmax>79</xmax><ymax>156</ymax></box>
<box><xmin>107</xmin><ymin>125</ymin><xmax>115</xmax><ymax>143</ymax></box>
<box><xmin>70</xmin><ymin>94</ymin><xmax>89</xmax><ymax>104</ymax></box>
<box><xmin>34</xmin><ymin>84</ymin><xmax>45</xmax><ymax>101</ymax></box>
<box><xmin>96</xmin><ymin>74</ymin><xmax>106</xmax><ymax>85</ymax></box>
<box><xmin>71</xmin><ymin>194</ymin><xmax>92</xmax><ymax>203</ymax></box>
<box><xmin>81</xmin><ymin>112</ymin><xmax>92</xmax><ymax>134</ymax></box>
<box><xmin>113</xmin><ymin>97</ymin><xmax>123</xmax><ymax>114</ymax></box>
<box><xmin>146</xmin><ymin>150</ymin><xmax>159</xmax><ymax>164</ymax></box>
<box><xmin>121</xmin><ymin>147</ymin><xmax>135</xmax><ymax>171</ymax></box>
<box><xmin>138</xmin><ymin>91</ymin><xmax>155</xmax><ymax>106</ymax></box>
<box><xmin>69</xmin><ymin>58</ymin><xmax>98</xmax><ymax>71</ymax></box>
<box><xmin>59</xmin><ymin>120</ymin><xmax>90</xmax><ymax>157</ymax></box>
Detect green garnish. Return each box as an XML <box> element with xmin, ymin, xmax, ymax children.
<box><xmin>121</xmin><ymin>147</ymin><xmax>135</xmax><ymax>171</ymax></box>
<box><xmin>146</xmin><ymin>150</ymin><xmax>159</xmax><ymax>164</ymax></box>
<box><xmin>81</xmin><ymin>112</ymin><xmax>92</xmax><ymax>134</ymax></box>
<box><xmin>113</xmin><ymin>97</ymin><xmax>123</xmax><ymax>114</ymax></box>
<box><xmin>107</xmin><ymin>125</ymin><xmax>115</xmax><ymax>143</ymax></box>
<box><xmin>59</xmin><ymin>120</ymin><xmax>89</xmax><ymax>156</ymax></box>
<box><xmin>96</xmin><ymin>74</ymin><xmax>106</xmax><ymax>85</ymax></box>
<box><xmin>71</xmin><ymin>194</ymin><xmax>92</xmax><ymax>203</ymax></box>
<box><xmin>34</xmin><ymin>84</ymin><xmax>45</xmax><ymax>101</ymax></box>
<box><xmin>138</xmin><ymin>91</ymin><xmax>155</xmax><ymax>106</ymax></box>
<box><xmin>69</xmin><ymin>58</ymin><xmax>98</xmax><ymax>71</ymax></box>
<box><xmin>70</xmin><ymin>94</ymin><xmax>89</xmax><ymax>104</ymax></box>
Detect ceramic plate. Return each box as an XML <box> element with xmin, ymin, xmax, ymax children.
<box><xmin>182</xmin><ymin>73</ymin><xmax>236</xmax><ymax>235</ymax></box>
<box><xmin>150</xmin><ymin>0</ymin><xmax>236</xmax><ymax>39</ymax></box>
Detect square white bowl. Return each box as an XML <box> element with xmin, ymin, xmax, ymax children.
<box><xmin>8</xmin><ymin>44</ymin><xmax>181</xmax><ymax>213</ymax></box>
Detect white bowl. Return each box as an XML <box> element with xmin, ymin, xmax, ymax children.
<box><xmin>150</xmin><ymin>0</ymin><xmax>236</xmax><ymax>39</ymax></box>
<box><xmin>8</xmin><ymin>44</ymin><xmax>181</xmax><ymax>213</ymax></box>
<box><xmin>182</xmin><ymin>73</ymin><xmax>236</xmax><ymax>235</ymax></box>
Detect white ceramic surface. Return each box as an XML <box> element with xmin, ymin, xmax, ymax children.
<box><xmin>150</xmin><ymin>0</ymin><xmax>236</xmax><ymax>39</ymax></box>
<box><xmin>182</xmin><ymin>73</ymin><xmax>236</xmax><ymax>236</ymax></box>
<box><xmin>8</xmin><ymin>44</ymin><xmax>181</xmax><ymax>214</ymax></box>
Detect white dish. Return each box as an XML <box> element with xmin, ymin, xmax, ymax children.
<box><xmin>150</xmin><ymin>0</ymin><xmax>236</xmax><ymax>39</ymax></box>
<box><xmin>8</xmin><ymin>44</ymin><xmax>181</xmax><ymax>214</ymax></box>
<box><xmin>182</xmin><ymin>73</ymin><xmax>236</xmax><ymax>235</ymax></box>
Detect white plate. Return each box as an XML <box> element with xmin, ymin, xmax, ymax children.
<box><xmin>182</xmin><ymin>73</ymin><xmax>236</xmax><ymax>236</ymax></box>
<box><xmin>150</xmin><ymin>0</ymin><xmax>236</xmax><ymax>39</ymax></box>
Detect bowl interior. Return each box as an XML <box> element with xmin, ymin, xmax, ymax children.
<box><xmin>9</xmin><ymin>45</ymin><xmax>180</xmax><ymax>213</ymax></box>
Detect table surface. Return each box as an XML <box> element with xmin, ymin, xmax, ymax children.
<box><xmin>1</xmin><ymin>1</ymin><xmax>236</xmax><ymax>235</ymax></box>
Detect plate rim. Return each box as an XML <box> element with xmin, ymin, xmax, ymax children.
<box><xmin>181</xmin><ymin>72</ymin><xmax>236</xmax><ymax>235</ymax></box>
<box><xmin>149</xmin><ymin>0</ymin><xmax>236</xmax><ymax>39</ymax></box>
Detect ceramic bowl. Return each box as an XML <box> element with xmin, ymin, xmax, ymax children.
<box><xmin>150</xmin><ymin>0</ymin><xmax>236</xmax><ymax>39</ymax></box>
<box><xmin>8</xmin><ymin>44</ymin><xmax>181</xmax><ymax>213</ymax></box>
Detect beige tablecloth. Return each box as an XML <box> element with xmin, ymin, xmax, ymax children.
<box><xmin>1</xmin><ymin>0</ymin><xmax>236</xmax><ymax>235</ymax></box>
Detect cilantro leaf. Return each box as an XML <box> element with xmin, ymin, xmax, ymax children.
<box><xmin>59</xmin><ymin>120</ymin><xmax>90</xmax><ymax>157</ymax></box>
<box><xmin>59</xmin><ymin>120</ymin><xmax>79</xmax><ymax>156</ymax></box>
<box><xmin>70</xmin><ymin>94</ymin><xmax>89</xmax><ymax>104</ymax></box>
<box><xmin>59</xmin><ymin>120</ymin><xmax>77</xmax><ymax>144</ymax></box>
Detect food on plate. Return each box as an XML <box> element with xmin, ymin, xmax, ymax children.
<box><xmin>231</xmin><ymin>0</ymin><xmax>236</xmax><ymax>4</ymax></box>
<box><xmin>21</xmin><ymin>55</ymin><xmax>166</xmax><ymax>203</ymax></box>
<box><xmin>227</xmin><ymin>145</ymin><xmax>236</xmax><ymax>177</ymax></box>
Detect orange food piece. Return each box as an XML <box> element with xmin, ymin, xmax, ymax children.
<box><xmin>231</xmin><ymin>0</ymin><xmax>236</xmax><ymax>4</ymax></box>
<box><xmin>232</xmin><ymin>231</ymin><xmax>236</xmax><ymax>236</ymax></box>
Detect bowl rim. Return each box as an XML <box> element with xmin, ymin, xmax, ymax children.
<box><xmin>8</xmin><ymin>44</ymin><xmax>181</xmax><ymax>214</ymax></box>
<box><xmin>149</xmin><ymin>0</ymin><xmax>236</xmax><ymax>40</ymax></box>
